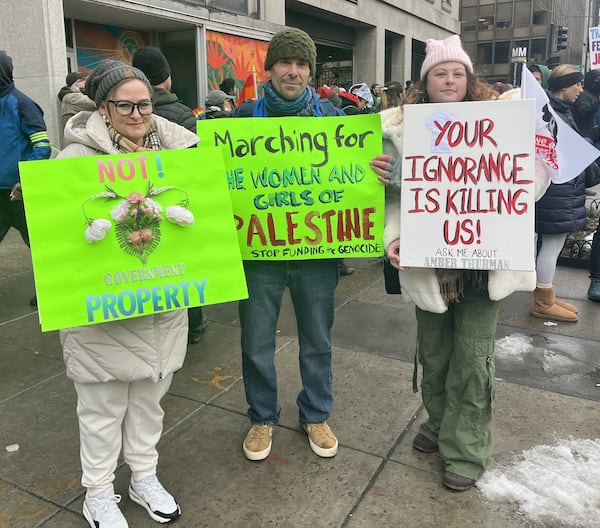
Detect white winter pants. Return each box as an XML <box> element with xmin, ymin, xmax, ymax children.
<box><xmin>74</xmin><ymin>374</ymin><xmax>172</xmax><ymax>495</ymax></box>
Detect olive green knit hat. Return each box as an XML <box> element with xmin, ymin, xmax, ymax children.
<box><xmin>264</xmin><ymin>28</ymin><xmax>316</xmax><ymax>76</ymax></box>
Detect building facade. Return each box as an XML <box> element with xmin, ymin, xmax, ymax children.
<box><xmin>461</xmin><ymin>0</ymin><xmax>600</xmax><ymax>84</ymax></box>
<box><xmin>1</xmin><ymin>0</ymin><xmax>459</xmax><ymax>149</ymax></box>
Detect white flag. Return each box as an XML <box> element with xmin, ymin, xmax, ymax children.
<box><xmin>521</xmin><ymin>66</ymin><xmax>600</xmax><ymax>184</ymax></box>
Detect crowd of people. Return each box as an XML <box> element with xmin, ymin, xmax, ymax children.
<box><xmin>1</xmin><ymin>24</ymin><xmax>600</xmax><ymax>528</ymax></box>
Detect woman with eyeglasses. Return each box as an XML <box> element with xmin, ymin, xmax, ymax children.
<box><xmin>57</xmin><ymin>59</ymin><xmax>198</xmax><ymax>528</ymax></box>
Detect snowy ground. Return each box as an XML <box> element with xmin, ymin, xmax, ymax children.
<box><xmin>477</xmin><ymin>333</ymin><xmax>600</xmax><ymax>527</ymax></box>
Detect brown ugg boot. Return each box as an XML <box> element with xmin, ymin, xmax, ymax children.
<box><xmin>531</xmin><ymin>286</ymin><xmax>578</xmax><ymax>322</ymax></box>
<box><xmin>555</xmin><ymin>298</ymin><xmax>578</xmax><ymax>314</ymax></box>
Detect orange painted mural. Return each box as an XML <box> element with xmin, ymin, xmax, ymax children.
<box><xmin>206</xmin><ymin>30</ymin><xmax>269</xmax><ymax>96</ymax></box>
<box><xmin>75</xmin><ymin>21</ymin><xmax>149</xmax><ymax>74</ymax></box>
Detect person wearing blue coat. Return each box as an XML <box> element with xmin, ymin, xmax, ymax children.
<box><xmin>0</xmin><ymin>49</ymin><xmax>51</xmax><ymax>305</ymax></box>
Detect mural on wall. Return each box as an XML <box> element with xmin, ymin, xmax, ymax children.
<box><xmin>75</xmin><ymin>21</ymin><xmax>149</xmax><ymax>74</ymax></box>
<box><xmin>206</xmin><ymin>30</ymin><xmax>269</xmax><ymax>96</ymax></box>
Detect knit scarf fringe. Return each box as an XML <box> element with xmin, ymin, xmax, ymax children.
<box><xmin>436</xmin><ymin>269</ymin><xmax>488</xmax><ymax>303</ymax></box>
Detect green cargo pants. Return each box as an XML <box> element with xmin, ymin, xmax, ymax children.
<box><xmin>415</xmin><ymin>282</ymin><xmax>500</xmax><ymax>480</ymax></box>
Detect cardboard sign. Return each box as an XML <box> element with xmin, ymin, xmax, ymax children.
<box><xmin>19</xmin><ymin>148</ymin><xmax>247</xmax><ymax>332</ymax></box>
<box><xmin>197</xmin><ymin>115</ymin><xmax>384</xmax><ymax>260</ymax></box>
<box><xmin>400</xmin><ymin>99</ymin><xmax>536</xmax><ymax>271</ymax></box>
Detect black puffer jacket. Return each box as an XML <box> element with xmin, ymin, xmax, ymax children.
<box><xmin>152</xmin><ymin>87</ymin><xmax>197</xmax><ymax>133</ymax></box>
<box><xmin>572</xmin><ymin>70</ymin><xmax>600</xmax><ymax>140</ymax></box>
<box><xmin>535</xmin><ymin>93</ymin><xmax>587</xmax><ymax>235</ymax></box>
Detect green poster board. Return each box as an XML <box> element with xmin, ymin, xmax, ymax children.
<box><xmin>19</xmin><ymin>148</ymin><xmax>247</xmax><ymax>332</ymax></box>
<box><xmin>197</xmin><ymin>114</ymin><xmax>384</xmax><ymax>260</ymax></box>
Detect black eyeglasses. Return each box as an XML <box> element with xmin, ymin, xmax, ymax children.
<box><xmin>108</xmin><ymin>100</ymin><xmax>154</xmax><ymax>116</ymax></box>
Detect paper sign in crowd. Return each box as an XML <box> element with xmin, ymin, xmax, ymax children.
<box><xmin>400</xmin><ymin>99</ymin><xmax>536</xmax><ymax>272</ymax></box>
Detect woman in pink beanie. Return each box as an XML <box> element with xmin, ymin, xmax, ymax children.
<box><xmin>370</xmin><ymin>35</ymin><xmax>550</xmax><ymax>491</ymax></box>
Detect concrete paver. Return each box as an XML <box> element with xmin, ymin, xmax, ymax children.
<box><xmin>1</xmin><ymin>229</ymin><xmax>600</xmax><ymax>527</ymax></box>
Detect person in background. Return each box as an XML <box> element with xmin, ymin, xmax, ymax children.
<box><xmin>204</xmin><ymin>89</ymin><xmax>235</xmax><ymax>118</ymax></box>
<box><xmin>57</xmin><ymin>71</ymin><xmax>95</xmax><ymax>132</ymax></box>
<box><xmin>316</xmin><ymin>85</ymin><xmax>342</xmax><ymax>109</ymax></box>
<box><xmin>533</xmin><ymin>64</ymin><xmax>586</xmax><ymax>322</ymax></box>
<box><xmin>370</xmin><ymin>35</ymin><xmax>550</xmax><ymax>491</ymax></box>
<box><xmin>58</xmin><ymin>59</ymin><xmax>199</xmax><ymax>528</ymax></box>
<box><xmin>233</xmin><ymin>28</ymin><xmax>341</xmax><ymax>463</ymax></box>
<box><xmin>0</xmin><ymin>50</ymin><xmax>51</xmax><ymax>307</ymax></box>
<box><xmin>528</xmin><ymin>63</ymin><xmax>551</xmax><ymax>89</ymax></box>
<box><xmin>376</xmin><ymin>80</ymin><xmax>403</xmax><ymax>111</ymax></box>
<box><xmin>337</xmin><ymin>89</ymin><xmax>362</xmax><ymax>115</ymax></box>
<box><xmin>370</xmin><ymin>83</ymin><xmax>382</xmax><ymax>109</ymax></box>
<box><xmin>133</xmin><ymin>45</ymin><xmax>208</xmax><ymax>343</ymax></box>
<box><xmin>349</xmin><ymin>82</ymin><xmax>375</xmax><ymax>112</ymax></box>
<box><xmin>219</xmin><ymin>77</ymin><xmax>237</xmax><ymax>101</ymax></box>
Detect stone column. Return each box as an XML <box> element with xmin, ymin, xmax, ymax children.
<box><xmin>1</xmin><ymin>0</ymin><xmax>67</xmax><ymax>154</ymax></box>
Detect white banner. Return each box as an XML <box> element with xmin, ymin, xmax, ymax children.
<box><xmin>590</xmin><ymin>26</ymin><xmax>600</xmax><ymax>70</ymax></box>
<box><xmin>400</xmin><ymin>99</ymin><xmax>536</xmax><ymax>272</ymax></box>
<box><xmin>521</xmin><ymin>66</ymin><xmax>600</xmax><ymax>183</ymax></box>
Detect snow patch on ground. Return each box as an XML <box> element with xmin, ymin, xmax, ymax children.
<box><xmin>478</xmin><ymin>437</ymin><xmax>600</xmax><ymax>527</ymax></box>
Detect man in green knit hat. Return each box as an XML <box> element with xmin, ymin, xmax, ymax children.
<box><xmin>234</xmin><ymin>27</ymin><xmax>342</xmax><ymax>462</ymax></box>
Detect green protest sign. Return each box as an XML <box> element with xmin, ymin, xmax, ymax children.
<box><xmin>197</xmin><ymin>115</ymin><xmax>384</xmax><ymax>260</ymax></box>
<box><xmin>19</xmin><ymin>148</ymin><xmax>247</xmax><ymax>332</ymax></box>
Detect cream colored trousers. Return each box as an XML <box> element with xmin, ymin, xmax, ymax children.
<box><xmin>74</xmin><ymin>374</ymin><xmax>172</xmax><ymax>495</ymax></box>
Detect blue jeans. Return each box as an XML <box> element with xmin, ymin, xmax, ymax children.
<box><xmin>239</xmin><ymin>260</ymin><xmax>338</xmax><ymax>425</ymax></box>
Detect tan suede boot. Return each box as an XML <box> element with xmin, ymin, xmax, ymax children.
<box><xmin>555</xmin><ymin>298</ymin><xmax>578</xmax><ymax>314</ymax></box>
<box><xmin>531</xmin><ymin>286</ymin><xmax>578</xmax><ymax>322</ymax></box>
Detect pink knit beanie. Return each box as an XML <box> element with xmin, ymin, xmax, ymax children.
<box><xmin>420</xmin><ymin>35</ymin><xmax>473</xmax><ymax>80</ymax></box>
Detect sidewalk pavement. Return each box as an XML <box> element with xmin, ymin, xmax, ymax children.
<box><xmin>1</xmin><ymin>228</ymin><xmax>600</xmax><ymax>528</ymax></box>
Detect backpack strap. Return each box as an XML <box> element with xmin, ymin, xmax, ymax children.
<box><xmin>318</xmin><ymin>98</ymin><xmax>345</xmax><ymax>116</ymax></box>
<box><xmin>234</xmin><ymin>100</ymin><xmax>257</xmax><ymax>118</ymax></box>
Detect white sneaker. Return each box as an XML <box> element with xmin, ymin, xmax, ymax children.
<box><xmin>129</xmin><ymin>475</ymin><xmax>181</xmax><ymax>523</ymax></box>
<box><xmin>83</xmin><ymin>486</ymin><xmax>129</xmax><ymax>528</ymax></box>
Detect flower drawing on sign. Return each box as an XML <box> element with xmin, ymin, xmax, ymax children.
<box><xmin>82</xmin><ymin>183</ymin><xmax>194</xmax><ymax>264</ymax></box>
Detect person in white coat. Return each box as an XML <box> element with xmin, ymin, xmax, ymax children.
<box><xmin>57</xmin><ymin>59</ymin><xmax>198</xmax><ymax>528</ymax></box>
<box><xmin>370</xmin><ymin>35</ymin><xmax>550</xmax><ymax>492</ymax></box>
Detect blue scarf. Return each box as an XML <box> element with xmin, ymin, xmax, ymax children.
<box><xmin>254</xmin><ymin>81</ymin><xmax>322</xmax><ymax>117</ymax></box>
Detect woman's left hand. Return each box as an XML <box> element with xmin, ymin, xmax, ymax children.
<box><xmin>370</xmin><ymin>154</ymin><xmax>394</xmax><ymax>185</ymax></box>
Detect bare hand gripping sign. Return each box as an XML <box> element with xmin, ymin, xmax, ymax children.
<box><xmin>197</xmin><ymin>115</ymin><xmax>384</xmax><ymax>260</ymax></box>
<box><xmin>400</xmin><ymin>100</ymin><xmax>536</xmax><ymax>271</ymax></box>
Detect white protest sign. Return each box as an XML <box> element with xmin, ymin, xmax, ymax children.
<box><xmin>590</xmin><ymin>27</ymin><xmax>600</xmax><ymax>70</ymax></box>
<box><xmin>400</xmin><ymin>99</ymin><xmax>536</xmax><ymax>271</ymax></box>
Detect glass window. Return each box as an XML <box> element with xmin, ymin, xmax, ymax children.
<box><xmin>496</xmin><ymin>3</ymin><xmax>512</xmax><ymax>28</ymax></box>
<box><xmin>477</xmin><ymin>42</ymin><xmax>493</xmax><ymax>65</ymax></box>
<box><xmin>514</xmin><ymin>1</ymin><xmax>532</xmax><ymax>27</ymax></box>
<box><xmin>495</xmin><ymin>41</ymin><xmax>510</xmax><ymax>64</ymax></box>
<box><xmin>462</xmin><ymin>6</ymin><xmax>477</xmax><ymax>31</ymax></box>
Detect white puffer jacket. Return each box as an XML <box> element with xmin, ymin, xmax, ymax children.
<box><xmin>381</xmin><ymin>89</ymin><xmax>551</xmax><ymax>314</ymax></box>
<box><xmin>58</xmin><ymin>110</ymin><xmax>199</xmax><ymax>383</ymax></box>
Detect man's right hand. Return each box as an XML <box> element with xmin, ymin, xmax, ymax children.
<box><xmin>9</xmin><ymin>182</ymin><xmax>23</xmax><ymax>201</ymax></box>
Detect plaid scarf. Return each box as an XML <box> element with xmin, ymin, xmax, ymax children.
<box><xmin>105</xmin><ymin>120</ymin><xmax>161</xmax><ymax>153</ymax></box>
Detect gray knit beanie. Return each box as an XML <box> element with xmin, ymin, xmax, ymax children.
<box><xmin>264</xmin><ymin>28</ymin><xmax>316</xmax><ymax>76</ymax></box>
<box><xmin>85</xmin><ymin>59</ymin><xmax>151</xmax><ymax>106</ymax></box>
